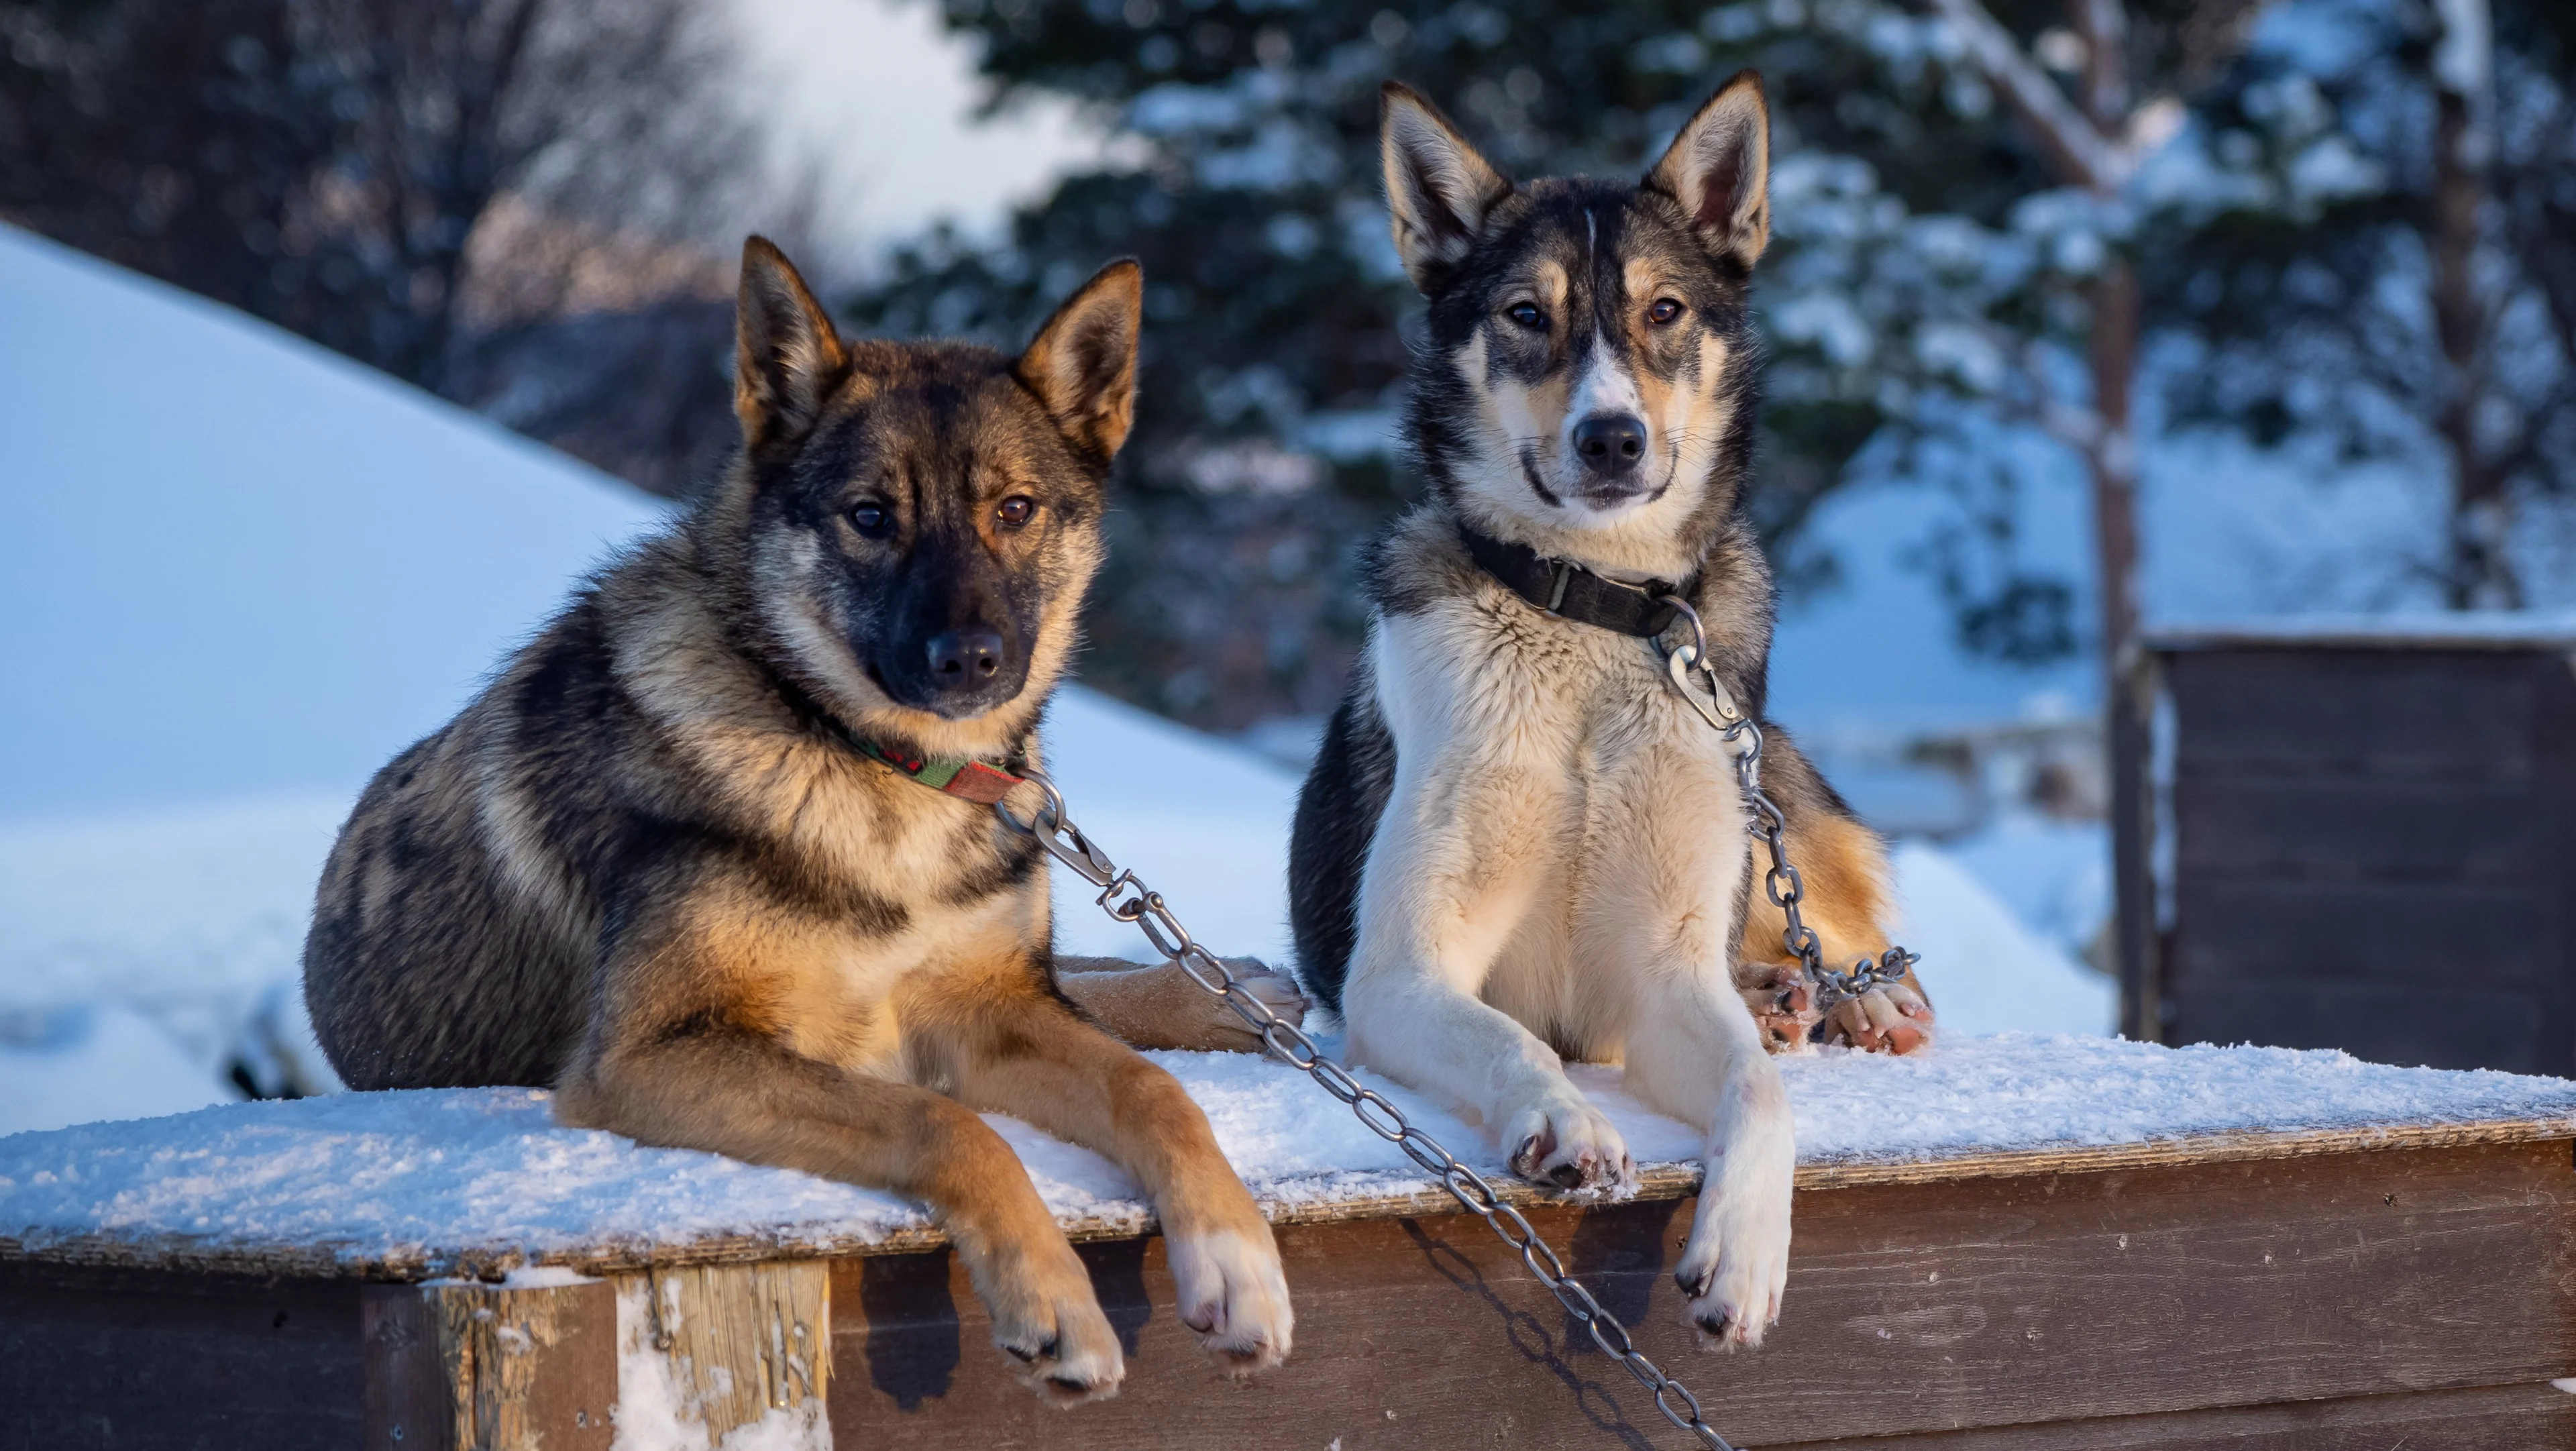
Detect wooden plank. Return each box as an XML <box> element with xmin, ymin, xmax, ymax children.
<box><xmin>617</xmin><ymin>1260</ymin><xmax>829</xmax><ymax>1446</ymax></box>
<box><xmin>2167</xmin><ymin>877</ymin><xmax>2548</xmax><ymax>986</ymax></box>
<box><xmin>2169</xmin><ymin>776</ymin><xmax>2542</xmax><ymax>884</ymax></box>
<box><xmin>2167</xmin><ymin>651</ymin><xmax>2538</xmax><ymax>780</ymax></box>
<box><xmin>359</xmin><ymin>1278</ymin><xmax>615</xmax><ymax>1451</ymax></box>
<box><xmin>0</xmin><ymin>1262</ymin><xmax>361</xmax><ymax>1451</ymax></box>
<box><xmin>1763</xmin><ymin>1381</ymin><xmax>2576</xmax><ymax>1449</ymax></box>
<box><xmin>826</xmin><ymin>1141</ymin><xmax>2576</xmax><ymax>1448</ymax></box>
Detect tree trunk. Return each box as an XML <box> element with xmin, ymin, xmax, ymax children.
<box><xmin>2429</xmin><ymin>0</ymin><xmax>2515</xmax><ymax>608</ymax></box>
<box><xmin>2073</xmin><ymin>0</ymin><xmax>2142</xmax><ymax>669</ymax></box>
<box><xmin>2088</xmin><ymin>260</ymin><xmax>2143</xmax><ymax>670</ymax></box>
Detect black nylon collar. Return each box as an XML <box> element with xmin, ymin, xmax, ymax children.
<box><xmin>1458</xmin><ymin>524</ymin><xmax>1686</xmax><ymax>639</ymax></box>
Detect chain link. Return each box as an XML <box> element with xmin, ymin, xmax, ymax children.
<box><xmin>1654</xmin><ymin>598</ymin><xmax>1918</xmax><ymax>1026</ymax></box>
<box><xmin>995</xmin><ymin>781</ymin><xmax>1743</xmax><ymax>1451</ymax></box>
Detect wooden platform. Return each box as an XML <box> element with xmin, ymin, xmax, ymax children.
<box><xmin>6</xmin><ymin>1106</ymin><xmax>2573</xmax><ymax>1449</ymax></box>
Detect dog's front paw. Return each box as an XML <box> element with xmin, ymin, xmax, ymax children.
<box><xmin>1503</xmin><ymin>1089</ymin><xmax>1633</xmax><ymax>1193</ymax></box>
<box><xmin>1216</xmin><ymin>957</ymin><xmax>1309</xmax><ymax>1035</ymax></box>
<box><xmin>1072</xmin><ymin>956</ymin><xmax>1307</xmax><ymax>1053</ymax></box>
<box><xmin>1825</xmin><ymin>981</ymin><xmax>1934</xmax><ymax>1056</ymax></box>
<box><xmin>985</xmin><ymin>1245</ymin><xmax>1126</xmax><ymax>1406</ymax></box>
<box><xmin>1167</xmin><ymin>1225</ymin><xmax>1295</xmax><ymax>1373</ymax></box>
<box><xmin>1674</xmin><ymin>1128</ymin><xmax>1793</xmax><ymax>1350</ymax></box>
<box><xmin>1738</xmin><ymin>964</ymin><xmax>1821</xmax><ymax>1054</ymax></box>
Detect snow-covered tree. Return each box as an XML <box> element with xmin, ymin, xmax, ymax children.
<box><xmin>861</xmin><ymin>0</ymin><xmax>2260</xmax><ymax>724</ymax></box>
<box><xmin>867</xmin><ymin>0</ymin><xmax>2576</xmax><ymax>728</ymax></box>
<box><xmin>2152</xmin><ymin>0</ymin><xmax>2576</xmax><ymax>607</ymax></box>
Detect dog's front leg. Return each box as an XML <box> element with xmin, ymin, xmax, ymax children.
<box><xmin>1343</xmin><ymin>754</ymin><xmax>1629</xmax><ymax>1193</ymax></box>
<box><xmin>554</xmin><ymin>941</ymin><xmax>1124</xmax><ymax>1403</ymax></box>
<box><xmin>1052</xmin><ymin>954</ymin><xmax>1307</xmax><ymax>1053</ymax></box>
<box><xmin>933</xmin><ymin>987</ymin><xmax>1294</xmax><ymax>1372</ymax></box>
<box><xmin>1591</xmin><ymin>749</ymin><xmax>1794</xmax><ymax>1350</ymax></box>
<box><xmin>1623</xmin><ymin>971</ymin><xmax>1794</xmax><ymax>1348</ymax></box>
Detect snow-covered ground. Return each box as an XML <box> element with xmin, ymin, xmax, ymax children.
<box><xmin>0</xmin><ymin>223</ymin><xmax>2112</xmax><ymax>1143</ymax></box>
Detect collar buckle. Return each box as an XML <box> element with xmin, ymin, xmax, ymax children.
<box><xmin>1542</xmin><ymin>560</ymin><xmax>1576</xmax><ymax>614</ymax></box>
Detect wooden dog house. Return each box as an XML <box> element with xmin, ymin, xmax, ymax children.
<box><xmin>2114</xmin><ymin>617</ymin><xmax>2576</xmax><ymax>1073</ymax></box>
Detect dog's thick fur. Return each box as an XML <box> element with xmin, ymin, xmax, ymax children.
<box><xmin>1287</xmin><ymin>75</ymin><xmax>1934</xmax><ymax>1351</ymax></box>
<box><xmin>304</xmin><ymin>239</ymin><xmax>1292</xmax><ymax>1401</ymax></box>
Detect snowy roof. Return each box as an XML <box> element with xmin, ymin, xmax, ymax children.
<box><xmin>2149</xmin><ymin>612</ymin><xmax>2576</xmax><ymax>651</ymax></box>
<box><xmin>5</xmin><ymin>1034</ymin><xmax>2570</xmax><ymax>1281</ymax></box>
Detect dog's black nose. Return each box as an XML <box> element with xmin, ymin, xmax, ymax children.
<box><xmin>1572</xmin><ymin>413</ymin><xmax>1648</xmax><ymax>474</ymax></box>
<box><xmin>925</xmin><ymin>630</ymin><xmax>1009</xmax><ymax>688</ymax></box>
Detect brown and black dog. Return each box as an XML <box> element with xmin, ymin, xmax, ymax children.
<box><xmin>303</xmin><ymin>238</ymin><xmax>1295</xmax><ymax>1403</ymax></box>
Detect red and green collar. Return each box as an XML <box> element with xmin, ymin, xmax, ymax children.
<box><xmin>850</xmin><ymin>736</ymin><xmax>1028</xmax><ymax>806</ymax></box>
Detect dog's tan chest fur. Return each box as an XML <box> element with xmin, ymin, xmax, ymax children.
<box><xmin>1372</xmin><ymin>578</ymin><xmax>1750</xmax><ymax>1061</ymax></box>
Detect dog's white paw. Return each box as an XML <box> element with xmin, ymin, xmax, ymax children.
<box><xmin>1673</xmin><ymin>1119</ymin><xmax>1794</xmax><ymax>1350</ymax></box>
<box><xmin>1825</xmin><ymin>981</ymin><xmax>1935</xmax><ymax>1056</ymax></box>
<box><xmin>989</xmin><ymin>1265</ymin><xmax>1126</xmax><ymax>1405</ymax></box>
<box><xmin>1503</xmin><ymin>1088</ymin><xmax>1633</xmax><ymax>1193</ymax></box>
<box><xmin>1167</xmin><ymin>1226</ymin><xmax>1295</xmax><ymax>1373</ymax></box>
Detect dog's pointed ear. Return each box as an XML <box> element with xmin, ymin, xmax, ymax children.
<box><xmin>735</xmin><ymin>235</ymin><xmax>849</xmax><ymax>446</ymax></box>
<box><xmin>1381</xmin><ymin>81</ymin><xmax>1512</xmax><ymax>294</ymax></box>
<box><xmin>1645</xmin><ymin>71</ymin><xmax>1772</xmax><ymax>270</ymax></box>
<box><xmin>1015</xmin><ymin>258</ymin><xmax>1142</xmax><ymax>464</ymax></box>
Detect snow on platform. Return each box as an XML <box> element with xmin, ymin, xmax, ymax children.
<box><xmin>5</xmin><ymin>1034</ymin><xmax>2569</xmax><ymax>1281</ymax></box>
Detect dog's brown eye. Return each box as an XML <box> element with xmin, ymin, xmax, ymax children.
<box><xmin>1506</xmin><ymin>302</ymin><xmax>1544</xmax><ymax>329</ymax></box>
<box><xmin>848</xmin><ymin>503</ymin><xmax>892</xmax><ymax>538</ymax></box>
<box><xmin>1648</xmin><ymin>299</ymin><xmax>1686</xmax><ymax>326</ymax></box>
<box><xmin>996</xmin><ymin>496</ymin><xmax>1036</xmax><ymax>529</ymax></box>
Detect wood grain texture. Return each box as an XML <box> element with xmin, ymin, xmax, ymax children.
<box><xmin>1763</xmin><ymin>1381</ymin><xmax>2576</xmax><ymax>1449</ymax></box>
<box><xmin>627</xmin><ymin>1260</ymin><xmax>828</xmax><ymax>1441</ymax></box>
<box><xmin>2169</xmin><ymin>877</ymin><xmax>2549</xmax><ymax>986</ymax></box>
<box><xmin>0</xmin><ymin>1262</ymin><xmax>362</xmax><ymax>1451</ymax></box>
<box><xmin>360</xmin><ymin>1279</ymin><xmax>614</xmax><ymax>1451</ymax></box>
<box><xmin>2165</xmin><ymin>650</ymin><xmax>2543</xmax><ymax>780</ymax></box>
<box><xmin>2171</xmin><ymin>776</ymin><xmax>2542</xmax><ymax>884</ymax></box>
<box><xmin>2149</xmin><ymin>643</ymin><xmax>2576</xmax><ymax>1076</ymax></box>
<box><xmin>827</xmin><ymin>1141</ymin><xmax>2576</xmax><ymax>1448</ymax></box>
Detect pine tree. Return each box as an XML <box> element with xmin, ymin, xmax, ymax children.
<box><xmin>2151</xmin><ymin>0</ymin><xmax>2576</xmax><ymax>608</ymax></box>
<box><xmin>853</xmin><ymin>1</ymin><xmax>2251</xmax><ymax>727</ymax></box>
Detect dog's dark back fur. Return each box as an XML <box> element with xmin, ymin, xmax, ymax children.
<box><xmin>306</xmin><ymin>244</ymin><xmax>1130</xmax><ymax>1091</ymax></box>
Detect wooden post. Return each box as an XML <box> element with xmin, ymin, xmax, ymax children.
<box><xmin>361</xmin><ymin>1262</ymin><xmax>831</xmax><ymax>1450</ymax></box>
<box><xmin>617</xmin><ymin>1260</ymin><xmax>830</xmax><ymax>1448</ymax></box>
<box><xmin>2111</xmin><ymin>648</ymin><xmax>2163</xmax><ymax>1043</ymax></box>
<box><xmin>362</xmin><ymin>1277</ymin><xmax>616</xmax><ymax>1451</ymax></box>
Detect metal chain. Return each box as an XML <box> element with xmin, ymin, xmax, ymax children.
<box><xmin>995</xmin><ymin>777</ymin><xmax>1742</xmax><ymax>1451</ymax></box>
<box><xmin>1653</xmin><ymin>596</ymin><xmax>1917</xmax><ymax>1026</ymax></box>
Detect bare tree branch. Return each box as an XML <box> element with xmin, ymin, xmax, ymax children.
<box><xmin>1925</xmin><ymin>0</ymin><xmax>2127</xmax><ymax>192</ymax></box>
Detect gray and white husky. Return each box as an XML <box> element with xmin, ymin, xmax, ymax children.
<box><xmin>1287</xmin><ymin>73</ymin><xmax>1935</xmax><ymax>1350</ymax></box>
